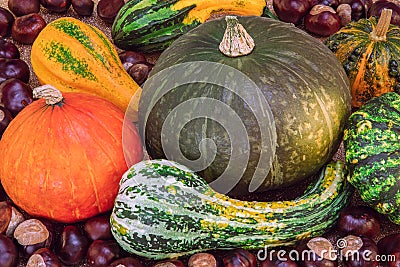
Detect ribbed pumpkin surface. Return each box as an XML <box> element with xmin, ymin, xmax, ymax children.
<box><xmin>139</xmin><ymin>16</ymin><xmax>352</xmax><ymax>195</ymax></box>
<box><xmin>0</xmin><ymin>92</ymin><xmax>143</xmax><ymax>223</ymax></box>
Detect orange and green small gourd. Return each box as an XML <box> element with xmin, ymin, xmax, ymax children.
<box><xmin>31</xmin><ymin>17</ymin><xmax>141</xmax><ymax>121</ymax></box>
<box><xmin>326</xmin><ymin>9</ymin><xmax>400</xmax><ymax>108</ymax></box>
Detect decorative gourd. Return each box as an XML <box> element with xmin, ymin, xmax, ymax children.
<box><xmin>31</xmin><ymin>17</ymin><xmax>141</xmax><ymax>121</ymax></box>
<box><xmin>111</xmin><ymin>0</ymin><xmax>271</xmax><ymax>53</ymax></box>
<box><xmin>343</xmin><ymin>91</ymin><xmax>400</xmax><ymax>224</ymax></box>
<box><xmin>138</xmin><ymin>16</ymin><xmax>352</xmax><ymax>195</ymax></box>
<box><xmin>0</xmin><ymin>85</ymin><xmax>143</xmax><ymax>223</ymax></box>
<box><xmin>111</xmin><ymin>159</ymin><xmax>354</xmax><ymax>259</ymax></box>
<box><xmin>325</xmin><ymin>9</ymin><xmax>400</xmax><ymax>109</ymax></box>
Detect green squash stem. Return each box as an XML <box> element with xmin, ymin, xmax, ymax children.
<box><xmin>219</xmin><ymin>16</ymin><xmax>255</xmax><ymax>57</ymax></box>
<box><xmin>33</xmin><ymin>85</ymin><xmax>64</xmax><ymax>105</ymax></box>
<box><xmin>370</xmin><ymin>8</ymin><xmax>393</xmax><ymax>42</ymax></box>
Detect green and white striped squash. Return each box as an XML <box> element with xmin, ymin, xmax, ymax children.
<box><xmin>110</xmin><ymin>159</ymin><xmax>353</xmax><ymax>259</ymax></box>
<box><xmin>344</xmin><ymin>92</ymin><xmax>400</xmax><ymax>224</ymax></box>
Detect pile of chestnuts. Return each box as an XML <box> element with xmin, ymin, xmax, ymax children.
<box><xmin>273</xmin><ymin>0</ymin><xmax>400</xmax><ymax>37</ymax></box>
<box><xmin>0</xmin><ymin>0</ymin><xmax>126</xmax><ymax>46</ymax></box>
<box><xmin>0</xmin><ymin>38</ymin><xmax>32</xmax><ymax>138</ymax></box>
<box><xmin>1</xmin><ymin>1</ymin><xmax>400</xmax><ymax>267</ymax></box>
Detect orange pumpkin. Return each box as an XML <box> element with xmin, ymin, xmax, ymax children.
<box><xmin>0</xmin><ymin>85</ymin><xmax>143</xmax><ymax>223</ymax></box>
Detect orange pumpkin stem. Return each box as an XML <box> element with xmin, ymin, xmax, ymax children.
<box><xmin>33</xmin><ymin>85</ymin><xmax>64</xmax><ymax>105</ymax></box>
<box><xmin>370</xmin><ymin>8</ymin><xmax>392</xmax><ymax>42</ymax></box>
<box><xmin>219</xmin><ymin>16</ymin><xmax>255</xmax><ymax>57</ymax></box>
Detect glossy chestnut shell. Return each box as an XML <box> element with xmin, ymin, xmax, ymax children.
<box><xmin>223</xmin><ymin>249</ymin><xmax>257</xmax><ymax>267</ymax></box>
<box><xmin>56</xmin><ymin>225</ymin><xmax>89</xmax><ymax>265</ymax></box>
<box><xmin>0</xmin><ymin>7</ymin><xmax>14</xmax><ymax>37</ymax></box>
<box><xmin>11</xmin><ymin>13</ymin><xmax>47</xmax><ymax>44</ymax></box>
<box><xmin>0</xmin><ymin>39</ymin><xmax>20</xmax><ymax>59</ymax></box>
<box><xmin>273</xmin><ymin>0</ymin><xmax>311</xmax><ymax>25</ymax></box>
<box><xmin>337</xmin><ymin>206</ymin><xmax>381</xmax><ymax>238</ymax></box>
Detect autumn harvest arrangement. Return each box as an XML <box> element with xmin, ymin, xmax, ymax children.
<box><xmin>0</xmin><ymin>0</ymin><xmax>400</xmax><ymax>266</ymax></box>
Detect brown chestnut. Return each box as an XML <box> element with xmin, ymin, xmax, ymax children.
<box><xmin>97</xmin><ymin>0</ymin><xmax>125</xmax><ymax>24</ymax></box>
<box><xmin>128</xmin><ymin>62</ymin><xmax>153</xmax><ymax>85</ymax></box>
<box><xmin>40</xmin><ymin>0</ymin><xmax>72</xmax><ymax>13</ymax></box>
<box><xmin>0</xmin><ymin>59</ymin><xmax>30</xmax><ymax>84</ymax></box>
<box><xmin>14</xmin><ymin>218</ymin><xmax>50</xmax><ymax>247</ymax></box>
<box><xmin>109</xmin><ymin>257</ymin><xmax>144</xmax><ymax>267</ymax></box>
<box><xmin>153</xmin><ymin>259</ymin><xmax>186</xmax><ymax>267</ymax></box>
<box><xmin>337</xmin><ymin>4</ymin><xmax>352</xmax><ymax>26</ymax></box>
<box><xmin>337</xmin><ymin>206</ymin><xmax>381</xmax><ymax>238</ymax></box>
<box><xmin>312</xmin><ymin>0</ymin><xmax>339</xmax><ymax>8</ymax></box>
<box><xmin>119</xmin><ymin>50</ymin><xmax>146</xmax><ymax>64</ymax></box>
<box><xmin>0</xmin><ymin>7</ymin><xmax>14</xmax><ymax>37</ymax></box>
<box><xmin>368</xmin><ymin>0</ymin><xmax>400</xmax><ymax>27</ymax></box>
<box><xmin>0</xmin><ymin>201</ymin><xmax>24</xmax><ymax>237</ymax></box>
<box><xmin>72</xmin><ymin>0</ymin><xmax>94</xmax><ymax>16</ymax></box>
<box><xmin>56</xmin><ymin>225</ymin><xmax>89</xmax><ymax>265</ymax></box>
<box><xmin>8</xmin><ymin>0</ymin><xmax>40</xmax><ymax>17</ymax></box>
<box><xmin>345</xmin><ymin>0</ymin><xmax>373</xmax><ymax>21</ymax></box>
<box><xmin>378</xmin><ymin>233</ymin><xmax>400</xmax><ymax>266</ymax></box>
<box><xmin>223</xmin><ymin>249</ymin><xmax>257</xmax><ymax>267</ymax></box>
<box><xmin>342</xmin><ymin>236</ymin><xmax>379</xmax><ymax>267</ymax></box>
<box><xmin>19</xmin><ymin>218</ymin><xmax>55</xmax><ymax>258</ymax></box>
<box><xmin>86</xmin><ymin>239</ymin><xmax>121</xmax><ymax>266</ymax></box>
<box><xmin>84</xmin><ymin>214</ymin><xmax>113</xmax><ymax>241</ymax></box>
<box><xmin>378</xmin><ymin>233</ymin><xmax>400</xmax><ymax>254</ymax></box>
<box><xmin>296</xmin><ymin>238</ymin><xmax>338</xmax><ymax>267</ymax></box>
<box><xmin>304</xmin><ymin>5</ymin><xmax>341</xmax><ymax>37</ymax></box>
<box><xmin>26</xmin><ymin>248</ymin><xmax>61</xmax><ymax>267</ymax></box>
<box><xmin>0</xmin><ymin>39</ymin><xmax>19</xmax><ymax>59</ymax></box>
<box><xmin>189</xmin><ymin>252</ymin><xmax>218</xmax><ymax>267</ymax></box>
<box><xmin>0</xmin><ymin>106</ymin><xmax>12</xmax><ymax>138</ymax></box>
<box><xmin>0</xmin><ymin>234</ymin><xmax>18</xmax><ymax>267</ymax></box>
<box><xmin>0</xmin><ymin>78</ymin><xmax>33</xmax><ymax>117</ymax></box>
<box><xmin>11</xmin><ymin>13</ymin><xmax>46</xmax><ymax>44</ymax></box>
<box><xmin>273</xmin><ymin>0</ymin><xmax>311</xmax><ymax>25</ymax></box>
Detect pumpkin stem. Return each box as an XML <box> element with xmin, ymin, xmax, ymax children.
<box><xmin>370</xmin><ymin>8</ymin><xmax>392</xmax><ymax>42</ymax></box>
<box><xmin>33</xmin><ymin>85</ymin><xmax>64</xmax><ymax>105</ymax></box>
<box><xmin>219</xmin><ymin>16</ymin><xmax>255</xmax><ymax>57</ymax></box>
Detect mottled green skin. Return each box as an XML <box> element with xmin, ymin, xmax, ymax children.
<box><xmin>111</xmin><ymin>159</ymin><xmax>353</xmax><ymax>259</ymax></box>
<box><xmin>138</xmin><ymin>16</ymin><xmax>351</xmax><ymax>195</ymax></box>
<box><xmin>344</xmin><ymin>92</ymin><xmax>400</xmax><ymax>224</ymax></box>
<box><xmin>112</xmin><ymin>0</ymin><xmax>199</xmax><ymax>53</ymax></box>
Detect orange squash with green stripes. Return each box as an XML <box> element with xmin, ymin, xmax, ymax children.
<box><xmin>325</xmin><ymin>9</ymin><xmax>400</xmax><ymax>109</ymax></box>
<box><xmin>31</xmin><ymin>17</ymin><xmax>141</xmax><ymax>120</ymax></box>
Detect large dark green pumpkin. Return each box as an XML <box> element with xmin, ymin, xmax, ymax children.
<box><xmin>344</xmin><ymin>92</ymin><xmax>400</xmax><ymax>224</ymax></box>
<box><xmin>138</xmin><ymin>16</ymin><xmax>351</xmax><ymax>196</ymax></box>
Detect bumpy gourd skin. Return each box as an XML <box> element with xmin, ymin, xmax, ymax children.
<box><xmin>325</xmin><ymin>17</ymin><xmax>400</xmax><ymax>108</ymax></box>
<box><xmin>344</xmin><ymin>92</ymin><xmax>400</xmax><ymax>224</ymax></box>
<box><xmin>111</xmin><ymin>159</ymin><xmax>353</xmax><ymax>260</ymax></box>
